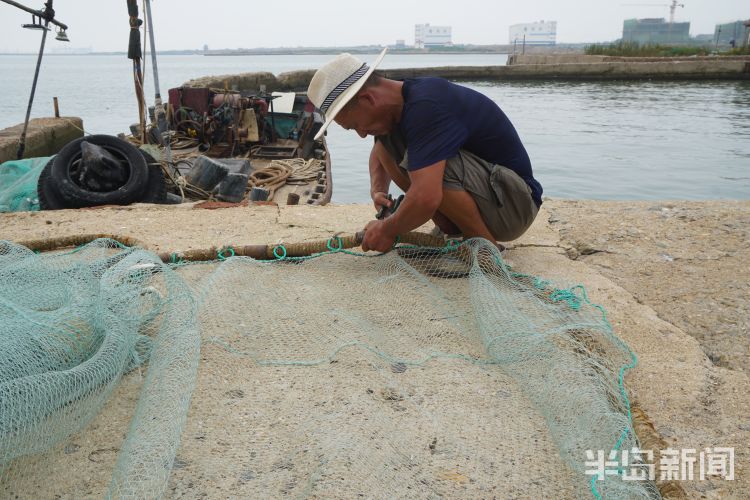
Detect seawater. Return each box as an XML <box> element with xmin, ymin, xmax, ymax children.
<box><xmin>1</xmin><ymin>54</ymin><xmax>748</xmax><ymax>203</ymax></box>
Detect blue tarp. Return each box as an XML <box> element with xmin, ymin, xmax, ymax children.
<box><xmin>0</xmin><ymin>157</ymin><xmax>52</xmax><ymax>212</ymax></box>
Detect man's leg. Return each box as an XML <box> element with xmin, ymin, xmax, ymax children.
<box><xmin>430</xmin><ymin>209</ymin><xmax>461</xmax><ymax>236</ymax></box>
<box><xmin>440</xmin><ymin>151</ymin><xmax>538</xmax><ymax>243</ymax></box>
<box><xmin>378</xmin><ymin>146</ymin><xmax>463</xmax><ymax>235</ymax></box>
<box><xmin>436</xmin><ymin>188</ymin><xmax>496</xmax><ymax>241</ymax></box>
<box><xmin>383</xmin><ymin>148</ymin><xmax>535</xmax><ymax>244</ymax></box>
<box><xmin>378</xmin><ymin>146</ymin><xmax>457</xmax><ymax>233</ymax></box>
<box><xmin>375</xmin><ymin>146</ymin><xmax>460</xmax><ymax>230</ymax></box>
<box><xmin>437</xmin><ymin>188</ymin><xmax>507</xmax><ymax>259</ymax></box>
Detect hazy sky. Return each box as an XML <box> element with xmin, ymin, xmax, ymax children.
<box><xmin>0</xmin><ymin>0</ymin><xmax>747</xmax><ymax>52</ymax></box>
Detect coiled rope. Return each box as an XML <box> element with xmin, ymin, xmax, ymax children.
<box><xmin>247</xmin><ymin>158</ymin><xmax>323</xmax><ymax>198</ymax></box>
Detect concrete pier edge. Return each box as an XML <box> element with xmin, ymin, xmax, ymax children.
<box><xmin>0</xmin><ymin>117</ymin><xmax>83</xmax><ymax>164</ymax></box>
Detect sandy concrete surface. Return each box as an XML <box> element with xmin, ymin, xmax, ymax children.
<box><xmin>1</xmin><ymin>199</ymin><xmax>748</xmax><ymax>498</ymax></box>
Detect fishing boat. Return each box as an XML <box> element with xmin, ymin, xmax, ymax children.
<box><xmin>146</xmin><ymin>85</ymin><xmax>332</xmax><ymax>206</ymax></box>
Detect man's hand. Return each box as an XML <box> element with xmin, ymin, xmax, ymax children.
<box><xmin>371</xmin><ymin>191</ymin><xmax>393</xmax><ymax>212</ymax></box>
<box><xmin>362</xmin><ymin>219</ymin><xmax>397</xmax><ymax>252</ymax></box>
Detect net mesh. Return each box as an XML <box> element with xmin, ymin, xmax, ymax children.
<box><xmin>0</xmin><ymin>238</ymin><xmax>657</xmax><ymax>498</ymax></box>
<box><xmin>0</xmin><ymin>157</ymin><xmax>50</xmax><ymax>212</ymax></box>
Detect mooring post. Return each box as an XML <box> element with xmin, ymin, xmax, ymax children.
<box><xmin>53</xmin><ymin>96</ymin><xmax>59</xmax><ymax>118</ymax></box>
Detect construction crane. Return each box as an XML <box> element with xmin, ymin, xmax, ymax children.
<box><xmin>669</xmin><ymin>1</ymin><xmax>685</xmax><ymax>24</ymax></box>
<box><xmin>622</xmin><ymin>0</ymin><xmax>685</xmax><ymax>24</ymax></box>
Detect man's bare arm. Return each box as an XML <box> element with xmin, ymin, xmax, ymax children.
<box><xmin>369</xmin><ymin>142</ymin><xmax>392</xmax><ymax>206</ymax></box>
<box><xmin>382</xmin><ymin>160</ymin><xmax>445</xmax><ymax>236</ymax></box>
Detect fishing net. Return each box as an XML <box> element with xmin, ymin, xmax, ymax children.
<box><xmin>0</xmin><ymin>238</ymin><xmax>657</xmax><ymax>498</ymax></box>
<box><xmin>0</xmin><ymin>157</ymin><xmax>51</xmax><ymax>212</ymax></box>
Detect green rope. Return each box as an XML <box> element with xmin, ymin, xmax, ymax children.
<box><xmin>217</xmin><ymin>246</ymin><xmax>235</xmax><ymax>261</ymax></box>
<box><xmin>272</xmin><ymin>244</ymin><xmax>287</xmax><ymax>260</ymax></box>
<box><xmin>549</xmin><ymin>288</ymin><xmax>583</xmax><ymax>310</ymax></box>
<box><xmin>326</xmin><ymin>236</ymin><xmax>343</xmax><ymax>252</ymax></box>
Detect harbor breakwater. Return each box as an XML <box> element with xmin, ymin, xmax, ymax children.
<box><xmin>184</xmin><ymin>55</ymin><xmax>750</xmax><ymax>91</ymax></box>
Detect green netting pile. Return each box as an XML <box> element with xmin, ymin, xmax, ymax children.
<box><xmin>0</xmin><ymin>157</ymin><xmax>51</xmax><ymax>212</ymax></box>
<box><xmin>0</xmin><ymin>238</ymin><xmax>657</xmax><ymax>498</ymax></box>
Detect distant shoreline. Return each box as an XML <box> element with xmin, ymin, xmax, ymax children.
<box><xmin>0</xmin><ymin>51</ymin><xmax>511</xmax><ymax>56</ymax></box>
<box><xmin>0</xmin><ymin>45</ymin><xmax>585</xmax><ymax>57</ymax></box>
<box><xmin>0</xmin><ymin>50</ymin><xmax>513</xmax><ymax>56</ymax></box>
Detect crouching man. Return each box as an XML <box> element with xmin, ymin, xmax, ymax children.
<box><xmin>307</xmin><ymin>49</ymin><xmax>542</xmax><ymax>252</ymax></box>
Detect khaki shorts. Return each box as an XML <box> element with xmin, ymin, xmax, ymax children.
<box><xmin>440</xmin><ymin>150</ymin><xmax>539</xmax><ymax>242</ymax></box>
<box><xmin>399</xmin><ymin>150</ymin><xmax>538</xmax><ymax>241</ymax></box>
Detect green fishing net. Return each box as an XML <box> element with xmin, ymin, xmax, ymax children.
<box><xmin>0</xmin><ymin>238</ymin><xmax>657</xmax><ymax>498</ymax></box>
<box><xmin>0</xmin><ymin>157</ymin><xmax>51</xmax><ymax>212</ymax></box>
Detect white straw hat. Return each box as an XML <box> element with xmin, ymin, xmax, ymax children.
<box><xmin>308</xmin><ymin>48</ymin><xmax>387</xmax><ymax>140</ymax></box>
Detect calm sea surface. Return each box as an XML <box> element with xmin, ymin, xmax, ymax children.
<box><xmin>1</xmin><ymin>54</ymin><xmax>748</xmax><ymax>203</ymax></box>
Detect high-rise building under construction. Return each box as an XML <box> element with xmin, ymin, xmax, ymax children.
<box><xmin>714</xmin><ymin>20</ymin><xmax>750</xmax><ymax>46</ymax></box>
<box><xmin>622</xmin><ymin>18</ymin><xmax>690</xmax><ymax>44</ymax></box>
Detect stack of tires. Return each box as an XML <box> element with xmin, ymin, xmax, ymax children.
<box><xmin>37</xmin><ymin>135</ymin><xmax>168</xmax><ymax>210</ymax></box>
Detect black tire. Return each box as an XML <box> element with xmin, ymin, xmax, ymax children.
<box><xmin>42</xmin><ymin>135</ymin><xmax>149</xmax><ymax>209</ymax></box>
<box><xmin>138</xmin><ymin>150</ymin><xmax>168</xmax><ymax>204</ymax></box>
<box><xmin>39</xmin><ymin>147</ymin><xmax>169</xmax><ymax>210</ymax></box>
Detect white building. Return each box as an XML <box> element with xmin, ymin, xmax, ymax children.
<box><xmin>509</xmin><ymin>21</ymin><xmax>557</xmax><ymax>45</ymax></box>
<box><xmin>415</xmin><ymin>24</ymin><xmax>452</xmax><ymax>48</ymax></box>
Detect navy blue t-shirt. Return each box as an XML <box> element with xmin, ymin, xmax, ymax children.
<box><xmin>392</xmin><ymin>78</ymin><xmax>542</xmax><ymax>207</ymax></box>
